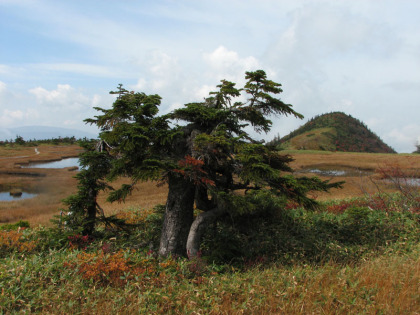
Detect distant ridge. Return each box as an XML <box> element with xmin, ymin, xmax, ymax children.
<box><xmin>0</xmin><ymin>126</ymin><xmax>98</xmax><ymax>141</ymax></box>
<box><xmin>270</xmin><ymin>112</ymin><xmax>396</xmax><ymax>153</ymax></box>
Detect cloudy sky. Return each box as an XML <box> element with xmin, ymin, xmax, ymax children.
<box><xmin>1</xmin><ymin>0</ymin><xmax>419</xmax><ymax>152</ymax></box>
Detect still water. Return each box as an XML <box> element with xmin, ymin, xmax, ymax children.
<box><xmin>0</xmin><ymin>192</ymin><xmax>38</xmax><ymax>201</ymax></box>
<box><xmin>299</xmin><ymin>166</ymin><xmax>372</xmax><ymax>177</ymax></box>
<box><xmin>21</xmin><ymin>157</ymin><xmax>80</xmax><ymax>169</ymax></box>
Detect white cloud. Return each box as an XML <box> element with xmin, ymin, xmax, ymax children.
<box><xmin>0</xmin><ymin>109</ymin><xmax>24</xmax><ymax>125</ymax></box>
<box><xmin>194</xmin><ymin>84</ymin><xmax>215</xmax><ymax>100</ymax></box>
<box><xmin>130</xmin><ymin>50</ymin><xmax>181</xmax><ymax>93</ymax></box>
<box><xmin>131</xmin><ymin>78</ymin><xmax>147</xmax><ymax>91</ymax></box>
<box><xmin>91</xmin><ymin>94</ymin><xmax>101</xmax><ymax>107</ymax></box>
<box><xmin>0</xmin><ymin>81</ymin><xmax>6</xmax><ymax>93</ymax></box>
<box><xmin>28</xmin><ymin>84</ymin><xmax>94</xmax><ymax>112</ymax></box>
<box><xmin>0</xmin><ymin>65</ymin><xmax>11</xmax><ymax>75</ymax></box>
<box><xmin>5</xmin><ymin>109</ymin><xmax>23</xmax><ymax>119</ymax></box>
<box><xmin>25</xmin><ymin>108</ymin><xmax>39</xmax><ymax>120</ymax></box>
<box><xmin>203</xmin><ymin>46</ymin><xmax>261</xmax><ymax>82</ymax></box>
<box><xmin>23</xmin><ymin>84</ymin><xmax>109</xmax><ymax>128</ymax></box>
<box><xmin>30</xmin><ymin>84</ymin><xmax>73</xmax><ymax>104</ymax></box>
<box><xmin>32</xmin><ymin>63</ymin><xmax>116</xmax><ymax>77</ymax></box>
<box><xmin>386</xmin><ymin>124</ymin><xmax>420</xmax><ymax>153</ymax></box>
<box><xmin>1</xmin><ymin>1</ymin><xmax>419</xmax><ymax>152</ymax></box>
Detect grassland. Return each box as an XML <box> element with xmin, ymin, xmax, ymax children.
<box><xmin>0</xmin><ymin>145</ymin><xmax>419</xmax><ymax>314</ymax></box>
<box><xmin>1</xmin><ymin>145</ymin><xmax>418</xmax><ymax>226</ymax></box>
<box><xmin>0</xmin><ymin>144</ymin><xmax>171</xmax><ymax>226</ymax></box>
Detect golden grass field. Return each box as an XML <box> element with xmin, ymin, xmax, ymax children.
<box><xmin>1</xmin><ymin>145</ymin><xmax>419</xmax><ymax>226</ymax></box>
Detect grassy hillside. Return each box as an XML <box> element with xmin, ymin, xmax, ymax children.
<box><xmin>271</xmin><ymin>112</ymin><xmax>396</xmax><ymax>153</ymax></box>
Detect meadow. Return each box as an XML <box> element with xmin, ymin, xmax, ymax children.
<box><xmin>1</xmin><ymin>145</ymin><xmax>418</xmax><ymax>226</ymax></box>
<box><xmin>0</xmin><ymin>144</ymin><xmax>419</xmax><ymax>314</ymax></box>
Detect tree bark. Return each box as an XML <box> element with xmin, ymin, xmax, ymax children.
<box><xmin>83</xmin><ymin>189</ymin><xmax>97</xmax><ymax>235</ymax></box>
<box><xmin>186</xmin><ymin>206</ymin><xmax>226</xmax><ymax>258</ymax></box>
<box><xmin>158</xmin><ymin>175</ymin><xmax>195</xmax><ymax>257</ymax></box>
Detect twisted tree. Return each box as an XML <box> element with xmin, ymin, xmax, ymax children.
<box><xmin>83</xmin><ymin>70</ymin><xmax>341</xmax><ymax>257</ymax></box>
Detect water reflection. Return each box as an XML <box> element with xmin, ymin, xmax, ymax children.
<box><xmin>21</xmin><ymin>157</ymin><xmax>80</xmax><ymax>169</ymax></box>
<box><xmin>306</xmin><ymin>169</ymin><xmax>347</xmax><ymax>176</ymax></box>
<box><xmin>0</xmin><ymin>191</ymin><xmax>38</xmax><ymax>201</ymax></box>
<box><xmin>384</xmin><ymin>178</ymin><xmax>420</xmax><ymax>187</ymax></box>
<box><xmin>298</xmin><ymin>166</ymin><xmax>372</xmax><ymax>177</ymax></box>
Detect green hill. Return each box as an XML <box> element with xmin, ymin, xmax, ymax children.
<box><xmin>270</xmin><ymin>112</ymin><xmax>396</xmax><ymax>153</ymax></box>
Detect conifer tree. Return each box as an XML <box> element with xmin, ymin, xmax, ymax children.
<box><xmin>62</xmin><ymin>140</ymin><xmax>112</xmax><ymax>235</ymax></box>
<box><xmin>84</xmin><ymin>70</ymin><xmax>342</xmax><ymax>257</ymax></box>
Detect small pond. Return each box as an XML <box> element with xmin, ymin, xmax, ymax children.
<box><xmin>20</xmin><ymin>157</ymin><xmax>80</xmax><ymax>169</ymax></box>
<box><xmin>0</xmin><ymin>191</ymin><xmax>38</xmax><ymax>201</ymax></box>
<box><xmin>384</xmin><ymin>178</ymin><xmax>420</xmax><ymax>187</ymax></box>
<box><xmin>298</xmin><ymin>166</ymin><xmax>373</xmax><ymax>177</ymax></box>
<box><xmin>408</xmin><ymin>178</ymin><xmax>420</xmax><ymax>186</ymax></box>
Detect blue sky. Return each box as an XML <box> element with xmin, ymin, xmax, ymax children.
<box><xmin>0</xmin><ymin>0</ymin><xmax>419</xmax><ymax>152</ymax></box>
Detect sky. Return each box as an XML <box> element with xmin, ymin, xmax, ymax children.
<box><xmin>0</xmin><ymin>0</ymin><xmax>419</xmax><ymax>153</ymax></box>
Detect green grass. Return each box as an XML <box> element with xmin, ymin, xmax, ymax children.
<box><xmin>1</xmin><ymin>195</ymin><xmax>419</xmax><ymax>314</ymax></box>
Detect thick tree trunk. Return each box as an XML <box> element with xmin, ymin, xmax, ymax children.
<box><xmin>158</xmin><ymin>175</ymin><xmax>195</xmax><ymax>257</ymax></box>
<box><xmin>186</xmin><ymin>206</ymin><xmax>226</xmax><ymax>258</ymax></box>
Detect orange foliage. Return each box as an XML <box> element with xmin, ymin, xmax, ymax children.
<box><xmin>65</xmin><ymin>250</ymin><xmax>139</xmax><ymax>287</ymax></box>
<box><xmin>0</xmin><ymin>228</ymin><xmax>36</xmax><ymax>253</ymax></box>
<box><xmin>115</xmin><ymin>207</ymin><xmax>155</xmax><ymax>225</ymax></box>
<box><xmin>65</xmin><ymin>249</ymin><xmax>183</xmax><ymax>288</ymax></box>
<box><xmin>173</xmin><ymin>155</ymin><xmax>215</xmax><ymax>187</ymax></box>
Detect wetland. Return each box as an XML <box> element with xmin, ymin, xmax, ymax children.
<box><xmin>0</xmin><ymin>145</ymin><xmax>419</xmax><ymax>226</ymax></box>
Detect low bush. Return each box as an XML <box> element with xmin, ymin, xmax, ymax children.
<box><xmin>0</xmin><ymin>220</ymin><xmax>30</xmax><ymax>231</ymax></box>
<box><xmin>201</xmin><ymin>201</ymin><xmax>419</xmax><ymax>266</ymax></box>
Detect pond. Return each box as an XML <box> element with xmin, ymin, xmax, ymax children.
<box><xmin>298</xmin><ymin>166</ymin><xmax>373</xmax><ymax>177</ymax></box>
<box><xmin>20</xmin><ymin>157</ymin><xmax>80</xmax><ymax>169</ymax></box>
<box><xmin>408</xmin><ymin>178</ymin><xmax>420</xmax><ymax>186</ymax></box>
<box><xmin>0</xmin><ymin>191</ymin><xmax>38</xmax><ymax>201</ymax></box>
<box><xmin>384</xmin><ymin>177</ymin><xmax>420</xmax><ymax>187</ymax></box>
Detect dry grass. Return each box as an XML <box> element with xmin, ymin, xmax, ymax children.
<box><xmin>97</xmin><ymin>179</ymin><xmax>168</xmax><ymax>216</ymax></box>
<box><xmin>0</xmin><ymin>145</ymin><xmax>80</xmax><ymax>226</ymax></box>
<box><xmin>27</xmin><ymin>245</ymin><xmax>417</xmax><ymax>314</ymax></box>
<box><xmin>1</xmin><ymin>146</ymin><xmax>419</xmax><ymax>226</ymax></box>
<box><xmin>0</xmin><ymin>144</ymin><xmax>168</xmax><ymax>226</ymax></box>
<box><xmin>239</xmin><ymin>250</ymin><xmax>420</xmax><ymax>314</ymax></box>
<box><xmin>288</xmin><ymin>150</ymin><xmax>420</xmax><ymax>201</ymax></box>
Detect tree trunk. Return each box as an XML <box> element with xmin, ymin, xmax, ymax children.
<box><xmin>186</xmin><ymin>206</ymin><xmax>226</xmax><ymax>258</ymax></box>
<box><xmin>158</xmin><ymin>175</ymin><xmax>195</xmax><ymax>257</ymax></box>
<box><xmin>83</xmin><ymin>189</ymin><xmax>97</xmax><ymax>235</ymax></box>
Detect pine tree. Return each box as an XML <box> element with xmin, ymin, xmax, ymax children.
<box><xmin>61</xmin><ymin>140</ymin><xmax>112</xmax><ymax>235</ymax></box>
<box><xmin>82</xmin><ymin>70</ymin><xmax>342</xmax><ymax>257</ymax></box>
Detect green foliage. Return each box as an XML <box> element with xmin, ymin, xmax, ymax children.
<box><xmin>0</xmin><ymin>135</ymin><xmax>88</xmax><ymax>147</ymax></box>
<box><xmin>60</xmin><ymin>140</ymin><xmax>113</xmax><ymax>234</ymax></box>
<box><xmin>87</xmin><ymin>70</ymin><xmax>317</xmax><ymax>209</ymax></box>
<box><xmin>111</xmin><ymin>205</ymin><xmax>165</xmax><ymax>251</ymax></box>
<box><xmin>14</xmin><ymin>135</ymin><xmax>25</xmax><ymax>145</ymax></box>
<box><xmin>0</xmin><ymin>220</ymin><xmax>30</xmax><ymax>231</ymax></box>
<box><xmin>201</xmin><ymin>202</ymin><xmax>419</xmax><ymax>265</ymax></box>
<box><xmin>74</xmin><ymin>70</ymin><xmax>344</xmax><ymax>257</ymax></box>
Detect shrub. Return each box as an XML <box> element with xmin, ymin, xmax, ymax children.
<box><xmin>113</xmin><ymin>205</ymin><xmax>165</xmax><ymax>251</ymax></box>
<box><xmin>0</xmin><ymin>229</ymin><xmax>37</xmax><ymax>256</ymax></box>
<box><xmin>0</xmin><ymin>220</ymin><xmax>30</xmax><ymax>231</ymax></box>
<box><xmin>201</xmin><ymin>201</ymin><xmax>419</xmax><ymax>266</ymax></box>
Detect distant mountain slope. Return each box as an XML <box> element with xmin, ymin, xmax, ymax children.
<box><xmin>270</xmin><ymin>112</ymin><xmax>396</xmax><ymax>153</ymax></box>
<box><xmin>0</xmin><ymin>126</ymin><xmax>97</xmax><ymax>141</ymax></box>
